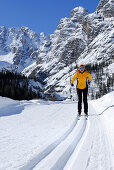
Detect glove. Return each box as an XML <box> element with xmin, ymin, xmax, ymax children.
<box><xmin>71</xmin><ymin>83</ymin><xmax>74</xmax><ymax>87</ymax></box>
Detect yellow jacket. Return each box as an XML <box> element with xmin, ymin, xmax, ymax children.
<box><xmin>71</xmin><ymin>70</ymin><xmax>91</xmax><ymax>89</ymax></box>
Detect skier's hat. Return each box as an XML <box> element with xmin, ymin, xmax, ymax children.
<box><xmin>78</xmin><ymin>64</ymin><xmax>86</xmax><ymax>71</ymax></box>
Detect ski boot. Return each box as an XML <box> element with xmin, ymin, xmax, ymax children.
<box><xmin>78</xmin><ymin>113</ymin><xmax>81</xmax><ymax>120</ymax></box>
<box><xmin>85</xmin><ymin>114</ymin><xmax>88</xmax><ymax>120</ymax></box>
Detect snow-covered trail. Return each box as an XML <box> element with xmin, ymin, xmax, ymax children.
<box><xmin>64</xmin><ymin>104</ymin><xmax>113</xmax><ymax>170</ymax></box>
<box><xmin>32</xmin><ymin>104</ymin><xmax>113</xmax><ymax>170</ymax></box>
<box><xmin>0</xmin><ymin>94</ymin><xmax>114</xmax><ymax>170</ymax></box>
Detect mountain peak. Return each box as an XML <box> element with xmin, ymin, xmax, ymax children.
<box><xmin>70</xmin><ymin>6</ymin><xmax>89</xmax><ymax>17</ymax></box>
<box><xmin>70</xmin><ymin>6</ymin><xmax>89</xmax><ymax>23</ymax></box>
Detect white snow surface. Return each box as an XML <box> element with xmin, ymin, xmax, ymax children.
<box><xmin>0</xmin><ymin>53</ymin><xmax>14</xmax><ymax>64</ymax></box>
<box><xmin>0</xmin><ymin>91</ymin><xmax>114</xmax><ymax>170</ymax></box>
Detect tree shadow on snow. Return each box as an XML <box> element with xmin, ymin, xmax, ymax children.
<box><xmin>0</xmin><ymin>103</ymin><xmax>25</xmax><ymax>117</ymax></box>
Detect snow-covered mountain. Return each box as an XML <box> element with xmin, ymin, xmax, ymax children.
<box><xmin>0</xmin><ymin>26</ymin><xmax>50</xmax><ymax>72</ymax></box>
<box><xmin>0</xmin><ymin>0</ymin><xmax>114</xmax><ymax>99</ymax></box>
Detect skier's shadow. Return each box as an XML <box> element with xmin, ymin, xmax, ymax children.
<box><xmin>0</xmin><ymin>103</ymin><xmax>25</xmax><ymax>117</ymax></box>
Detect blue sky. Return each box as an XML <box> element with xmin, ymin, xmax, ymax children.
<box><xmin>0</xmin><ymin>0</ymin><xmax>100</xmax><ymax>35</ymax></box>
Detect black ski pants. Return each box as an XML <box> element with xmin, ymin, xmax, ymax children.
<box><xmin>77</xmin><ymin>88</ymin><xmax>88</xmax><ymax>115</ymax></box>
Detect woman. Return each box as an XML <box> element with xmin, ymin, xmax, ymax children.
<box><xmin>71</xmin><ymin>64</ymin><xmax>91</xmax><ymax>118</ymax></box>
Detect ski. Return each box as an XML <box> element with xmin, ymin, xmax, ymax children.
<box><xmin>77</xmin><ymin>115</ymin><xmax>88</xmax><ymax>120</ymax></box>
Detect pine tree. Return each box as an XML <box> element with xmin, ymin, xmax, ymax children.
<box><xmin>0</xmin><ymin>70</ymin><xmax>40</xmax><ymax>100</ymax></box>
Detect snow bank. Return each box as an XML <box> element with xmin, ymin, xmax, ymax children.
<box><xmin>91</xmin><ymin>91</ymin><xmax>114</xmax><ymax>168</ymax></box>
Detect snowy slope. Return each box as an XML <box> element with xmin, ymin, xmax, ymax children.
<box><xmin>92</xmin><ymin>91</ymin><xmax>114</xmax><ymax>161</ymax></box>
<box><xmin>0</xmin><ymin>91</ymin><xmax>114</xmax><ymax>170</ymax></box>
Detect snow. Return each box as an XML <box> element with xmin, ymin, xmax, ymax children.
<box><xmin>0</xmin><ymin>92</ymin><xmax>114</xmax><ymax>170</ymax></box>
<box><xmin>0</xmin><ymin>98</ymin><xmax>76</xmax><ymax>169</ymax></box>
<box><xmin>107</xmin><ymin>63</ymin><xmax>114</xmax><ymax>74</ymax></box>
<box><xmin>91</xmin><ymin>91</ymin><xmax>114</xmax><ymax>167</ymax></box>
<box><xmin>0</xmin><ymin>53</ymin><xmax>14</xmax><ymax>64</ymax></box>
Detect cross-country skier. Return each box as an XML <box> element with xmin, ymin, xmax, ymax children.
<box><xmin>71</xmin><ymin>64</ymin><xmax>91</xmax><ymax>118</ymax></box>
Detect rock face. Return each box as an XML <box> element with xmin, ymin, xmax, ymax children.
<box><xmin>0</xmin><ymin>0</ymin><xmax>114</xmax><ymax>99</ymax></box>
<box><xmin>0</xmin><ymin>26</ymin><xmax>50</xmax><ymax>72</ymax></box>
<box><xmin>97</xmin><ymin>0</ymin><xmax>114</xmax><ymax>17</ymax></box>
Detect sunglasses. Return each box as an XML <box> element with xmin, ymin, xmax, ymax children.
<box><xmin>79</xmin><ymin>67</ymin><xmax>84</xmax><ymax>70</ymax></box>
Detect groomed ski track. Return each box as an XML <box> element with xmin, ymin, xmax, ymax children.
<box><xmin>20</xmin><ymin>103</ymin><xmax>113</xmax><ymax>170</ymax></box>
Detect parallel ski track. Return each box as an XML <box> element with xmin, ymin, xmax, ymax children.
<box><xmin>85</xmin><ymin>117</ymin><xmax>113</xmax><ymax>170</ymax></box>
<box><xmin>32</xmin><ymin>117</ymin><xmax>87</xmax><ymax>170</ymax></box>
<box><xmin>20</xmin><ymin>106</ymin><xmax>80</xmax><ymax>170</ymax></box>
<box><xmin>33</xmin><ymin>104</ymin><xmax>113</xmax><ymax>170</ymax></box>
<box><xmin>64</xmin><ymin>104</ymin><xmax>113</xmax><ymax>170</ymax></box>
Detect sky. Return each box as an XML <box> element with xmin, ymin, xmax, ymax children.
<box><xmin>0</xmin><ymin>0</ymin><xmax>100</xmax><ymax>35</ymax></box>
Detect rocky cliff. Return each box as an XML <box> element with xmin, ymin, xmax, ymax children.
<box><xmin>0</xmin><ymin>0</ymin><xmax>114</xmax><ymax>100</ymax></box>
